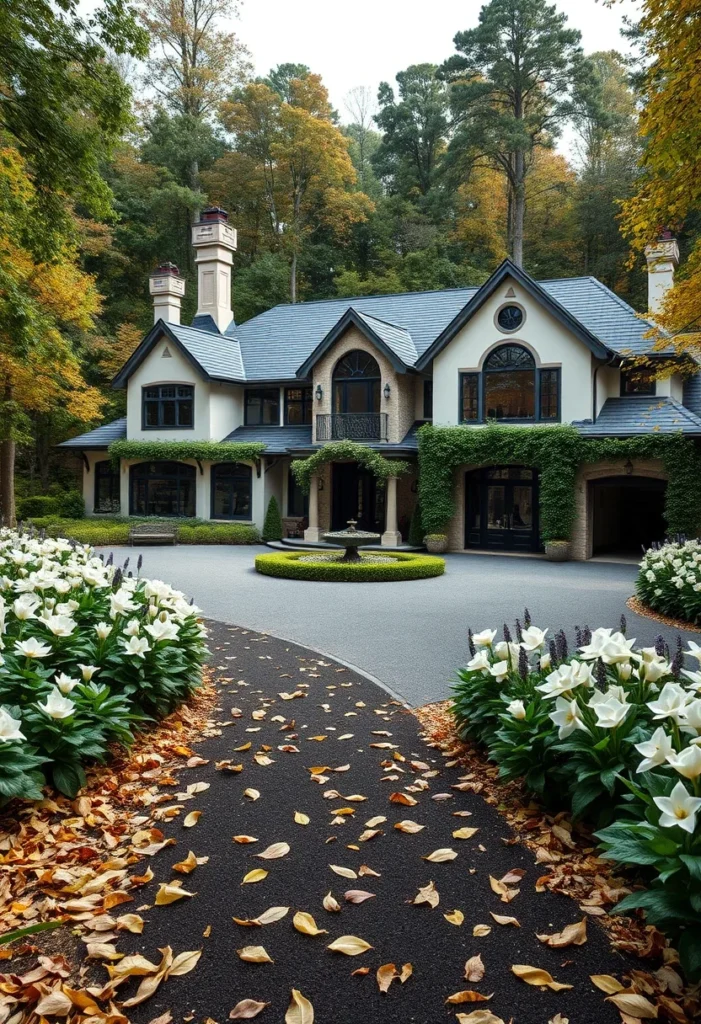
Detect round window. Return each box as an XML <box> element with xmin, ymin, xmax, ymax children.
<box><xmin>497</xmin><ymin>304</ymin><xmax>524</xmax><ymax>332</ymax></box>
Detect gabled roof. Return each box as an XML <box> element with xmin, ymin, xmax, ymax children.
<box><xmin>295</xmin><ymin>307</ymin><xmax>415</xmax><ymax>378</ymax></box>
<box><xmin>222</xmin><ymin>424</ymin><xmax>313</xmax><ymax>453</ymax></box>
<box><xmin>415</xmin><ymin>259</ymin><xmax>611</xmax><ymax>369</ymax></box>
<box><xmin>58</xmin><ymin>418</ymin><xmax>126</xmax><ymax>450</ymax></box>
<box><xmin>573</xmin><ymin>396</ymin><xmax>701</xmax><ymax>436</ymax></box>
<box><xmin>112</xmin><ymin>320</ymin><xmax>245</xmax><ymax>389</ymax></box>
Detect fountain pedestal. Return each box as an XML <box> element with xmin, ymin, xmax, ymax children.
<box><xmin>323</xmin><ymin>519</ymin><xmax>381</xmax><ymax>562</ymax></box>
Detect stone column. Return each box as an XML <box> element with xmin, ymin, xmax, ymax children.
<box><xmin>304</xmin><ymin>473</ymin><xmax>322</xmax><ymax>542</ymax></box>
<box><xmin>381</xmin><ymin>476</ymin><xmax>401</xmax><ymax>547</ymax></box>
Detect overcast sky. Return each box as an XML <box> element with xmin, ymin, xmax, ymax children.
<box><xmin>235</xmin><ymin>0</ymin><xmax>641</xmax><ymax>118</ymax></box>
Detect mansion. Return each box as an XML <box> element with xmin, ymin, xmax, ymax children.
<box><xmin>62</xmin><ymin>208</ymin><xmax>701</xmax><ymax>559</ymax></box>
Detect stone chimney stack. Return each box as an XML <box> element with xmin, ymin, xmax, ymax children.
<box><xmin>191</xmin><ymin>207</ymin><xmax>238</xmax><ymax>331</ymax></box>
<box><xmin>149</xmin><ymin>262</ymin><xmax>185</xmax><ymax>325</ymax></box>
<box><xmin>645</xmin><ymin>231</ymin><xmax>679</xmax><ymax>314</ymax></box>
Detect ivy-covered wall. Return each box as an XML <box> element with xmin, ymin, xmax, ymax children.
<box><xmin>109</xmin><ymin>440</ymin><xmax>267</xmax><ymax>467</ymax></box>
<box><xmin>417</xmin><ymin>424</ymin><xmax>701</xmax><ymax>541</ymax></box>
<box><xmin>291</xmin><ymin>441</ymin><xmax>409</xmax><ymax>494</ymax></box>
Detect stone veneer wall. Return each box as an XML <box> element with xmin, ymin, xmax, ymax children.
<box><xmin>310</xmin><ymin>325</ymin><xmax>415</xmax><ymax>444</ymax></box>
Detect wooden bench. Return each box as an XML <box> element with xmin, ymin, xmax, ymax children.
<box><xmin>128</xmin><ymin>522</ymin><xmax>178</xmax><ymax>546</ymax></box>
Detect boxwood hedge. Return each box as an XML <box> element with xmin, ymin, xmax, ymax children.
<box><xmin>27</xmin><ymin>518</ymin><xmax>260</xmax><ymax>546</ymax></box>
<box><xmin>255</xmin><ymin>550</ymin><xmax>445</xmax><ymax>582</ymax></box>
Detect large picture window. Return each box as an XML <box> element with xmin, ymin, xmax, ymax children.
<box><xmin>94</xmin><ymin>460</ymin><xmax>120</xmax><ymax>513</ymax></box>
<box><xmin>285</xmin><ymin>387</ymin><xmax>313</xmax><ymax>425</ymax></box>
<box><xmin>129</xmin><ymin>462</ymin><xmax>196</xmax><ymax>517</ymax></box>
<box><xmin>211</xmin><ymin>463</ymin><xmax>252</xmax><ymax>520</ymax></box>
<box><xmin>142</xmin><ymin>384</ymin><xmax>194</xmax><ymax>429</ymax></box>
<box><xmin>245</xmin><ymin>388</ymin><xmax>280</xmax><ymax>425</ymax></box>
<box><xmin>459</xmin><ymin>347</ymin><xmax>560</xmax><ymax>424</ymax></box>
<box><xmin>333</xmin><ymin>350</ymin><xmax>381</xmax><ymax>414</ymax></box>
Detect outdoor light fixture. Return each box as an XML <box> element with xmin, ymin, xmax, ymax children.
<box><xmin>315</xmin><ymin>384</ymin><xmax>323</xmax><ymax>401</ymax></box>
<box><xmin>624</xmin><ymin>459</ymin><xmax>634</xmax><ymax>476</ymax></box>
<box><xmin>383</xmin><ymin>382</ymin><xmax>391</xmax><ymax>399</ymax></box>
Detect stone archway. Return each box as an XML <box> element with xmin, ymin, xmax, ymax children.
<box><xmin>572</xmin><ymin>459</ymin><xmax>668</xmax><ymax>559</ymax></box>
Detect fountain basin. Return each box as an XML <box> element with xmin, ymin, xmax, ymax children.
<box><xmin>323</xmin><ymin>519</ymin><xmax>381</xmax><ymax>562</ymax></box>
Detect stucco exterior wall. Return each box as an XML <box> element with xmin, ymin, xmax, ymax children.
<box><xmin>309</xmin><ymin>326</ymin><xmax>413</xmax><ymax>444</ymax></box>
<box><xmin>126</xmin><ymin>339</ymin><xmax>210</xmax><ymax>441</ymax></box>
<box><xmin>210</xmin><ymin>382</ymin><xmax>243</xmax><ymax>439</ymax></box>
<box><xmin>431</xmin><ymin>274</ymin><xmax>595</xmax><ymax>426</ymax></box>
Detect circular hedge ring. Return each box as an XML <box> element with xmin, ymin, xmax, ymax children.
<box><xmin>255</xmin><ymin>550</ymin><xmax>445</xmax><ymax>582</ymax></box>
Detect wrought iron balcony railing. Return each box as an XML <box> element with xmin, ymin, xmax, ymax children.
<box><xmin>316</xmin><ymin>412</ymin><xmax>388</xmax><ymax>442</ymax></box>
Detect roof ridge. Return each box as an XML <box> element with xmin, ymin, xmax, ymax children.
<box><xmin>354</xmin><ymin>309</ymin><xmax>412</xmax><ymax>334</ymax></box>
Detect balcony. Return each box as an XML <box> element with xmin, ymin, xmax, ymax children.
<box><xmin>316</xmin><ymin>412</ymin><xmax>388</xmax><ymax>442</ymax></box>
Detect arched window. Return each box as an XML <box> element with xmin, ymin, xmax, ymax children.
<box><xmin>211</xmin><ymin>463</ymin><xmax>252</xmax><ymax>520</ymax></box>
<box><xmin>129</xmin><ymin>462</ymin><xmax>196</xmax><ymax>517</ymax></box>
<box><xmin>483</xmin><ymin>344</ymin><xmax>536</xmax><ymax>420</ymax></box>
<box><xmin>333</xmin><ymin>350</ymin><xmax>381</xmax><ymax>415</ymax></box>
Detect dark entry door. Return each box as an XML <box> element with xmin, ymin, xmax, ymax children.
<box><xmin>465</xmin><ymin>467</ymin><xmax>539</xmax><ymax>552</ymax></box>
<box><xmin>590</xmin><ymin>477</ymin><xmax>666</xmax><ymax>555</ymax></box>
<box><xmin>332</xmin><ymin>463</ymin><xmax>384</xmax><ymax>533</ymax></box>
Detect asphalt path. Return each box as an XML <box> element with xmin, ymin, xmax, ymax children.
<box><xmin>104</xmin><ymin>545</ymin><xmax>698</xmax><ymax>707</ymax></box>
<box><xmin>122</xmin><ymin>622</ymin><xmax>634</xmax><ymax>1024</ymax></box>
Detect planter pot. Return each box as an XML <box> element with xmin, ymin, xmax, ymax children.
<box><xmin>425</xmin><ymin>535</ymin><xmax>448</xmax><ymax>554</ymax></box>
<box><xmin>544</xmin><ymin>540</ymin><xmax>570</xmax><ymax>562</ymax></box>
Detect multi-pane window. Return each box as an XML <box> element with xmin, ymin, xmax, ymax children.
<box><xmin>129</xmin><ymin>462</ymin><xmax>196</xmax><ymax>517</ymax></box>
<box><xmin>539</xmin><ymin>369</ymin><xmax>560</xmax><ymax>420</ymax></box>
<box><xmin>333</xmin><ymin>350</ymin><xmax>381</xmax><ymax>414</ymax></box>
<box><xmin>461</xmin><ymin>373</ymin><xmax>479</xmax><ymax>421</ymax></box>
<box><xmin>211</xmin><ymin>463</ymin><xmax>252</xmax><ymax>520</ymax></box>
<box><xmin>142</xmin><ymin>384</ymin><xmax>194</xmax><ymax>429</ymax></box>
<box><xmin>620</xmin><ymin>370</ymin><xmax>656</xmax><ymax>396</ymax></box>
<box><xmin>94</xmin><ymin>460</ymin><xmax>120</xmax><ymax>513</ymax></box>
<box><xmin>285</xmin><ymin>387</ymin><xmax>313</xmax><ymax>425</ymax></box>
<box><xmin>245</xmin><ymin>388</ymin><xmax>280</xmax><ymax>425</ymax></box>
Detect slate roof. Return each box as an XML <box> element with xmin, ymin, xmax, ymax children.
<box><xmin>168</xmin><ymin>323</ymin><xmax>244</xmax><ymax>381</ymax></box>
<box><xmin>58</xmin><ymin>418</ymin><xmax>126</xmax><ymax>449</ymax></box>
<box><xmin>222</xmin><ymin>425</ymin><xmax>313</xmax><ymax>453</ymax></box>
<box><xmin>683</xmin><ymin>365</ymin><xmax>701</xmax><ymax>418</ymax></box>
<box><xmin>354</xmin><ymin>311</ymin><xmax>418</xmax><ymax>366</ymax></box>
<box><xmin>573</xmin><ymin>397</ymin><xmax>701</xmax><ymax>436</ymax></box>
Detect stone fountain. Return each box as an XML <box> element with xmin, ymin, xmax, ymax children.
<box><xmin>323</xmin><ymin>519</ymin><xmax>380</xmax><ymax>562</ymax></box>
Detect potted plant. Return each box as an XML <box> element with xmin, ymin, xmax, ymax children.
<box><xmin>544</xmin><ymin>539</ymin><xmax>570</xmax><ymax>562</ymax></box>
<box><xmin>424</xmin><ymin>533</ymin><xmax>448</xmax><ymax>554</ymax></box>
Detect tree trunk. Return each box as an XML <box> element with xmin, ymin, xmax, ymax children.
<box><xmin>290</xmin><ymin>249</ymin><xmax>297</xmax><ymax>304</ymax></box>
<box><xmin>0</xmin><ymin>384</ymin><xmax>15</xmax><ymax>526</ymax></box>
<box><xmin>512</xmin><ymin>148</ymin><xmax>526</xmax><ymax>267</ymax></box>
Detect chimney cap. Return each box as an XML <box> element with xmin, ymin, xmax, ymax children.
<box><xmin>150</xmin><ymin>261</ymin><xmax>181</xmax><ymax>277</ymax></box>
<box><xmin>658</xmin><ymin>228</ymin><xmax>675</xmax><ymax>241</ymax></box>
<box><xmin>199</xmin><ymin>206</ymin><xmax>229</xmax><ymax>223</ymax></box>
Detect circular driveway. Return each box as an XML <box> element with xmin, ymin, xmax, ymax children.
<box><xmin>108</xmin><ymin>545</ymin><xmax>697</xmax><ymax>706</ymax></box>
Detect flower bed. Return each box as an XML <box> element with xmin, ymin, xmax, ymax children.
<box><xmin>637</xmin><ymin>538</ymin><xmax>701</xmax><ymax>624</ymax></box>
<box><xmin>0</xmin><ymin>527</ymin><xmax>208</xmax><ymax>801</ymax></box>
<box><xmin>452</xmin><ymin>616</ymin><xmax>701</xmax><ymax>979</ymax></box>
<box><xmin>255</xmin><ymin>549</ymin><xmax>445</xmax><ymax>582</ymax></box>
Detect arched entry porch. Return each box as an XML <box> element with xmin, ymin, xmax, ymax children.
<box><xmin>589</xmin><ymin>476</ymin><xmax>667</xmax><ymax>556</ymax></box>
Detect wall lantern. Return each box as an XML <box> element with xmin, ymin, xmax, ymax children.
<box><xmin>315</xmin><ymin>384</ymin><xmax>323</xmax><ymax>401</ymax></box>
<box><xmin>383</xmin><ymin>382</ymin><xmax>391</xmax><ymax>399</ymax></box>
<box><xmin>624</xmin><ymin>459</ymin><xmax>634</xmax><ymax>476</ymax></box>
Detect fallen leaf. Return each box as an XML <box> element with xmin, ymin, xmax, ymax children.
<box><xmin>172</xmin><ymin>851</ymin><xmax>199</xmax><ymax>874</ymax></box>
<box><xmin>389</xmin><ymin>792</ymin><xmax>417</xmax><ymax>806</ymax></box>
<box><xmin>36</xmin><ymin>991</ymin><xmax>73</xmax><ymax>1015</ymax></box>
<box><xmin>394</xmin><ymin>820</ymin><xmax>425</xmax><ymax>834</ymax></box>
<box><xmin>472</xmin><ymin>924</ymin><xmax>491</xmax><ymax>937</ymax></box>
<box><xmin>358</xmin><ymin>829</ymin><xmax>381</xmax><ymax>842</ymax></box>
<box><xmin>255</xmin><ymin>906</ymin><xmax>290</xmax><ymax>926</ymax></box>
<box><xmin>446</xmin><ymin>991</ymin><xmax>493</xmax><ymax>1004</ymax></box>
<box><xmin>344</xmin><ymin>890</ymin><xmax>375</xmax><ymax>904</ymax></box>
<box><xmin>330</xmin><ymin>865</ymin><xmax>357</xmax><ymax>879</ymax></box>
<box><xmin>490</xmin><ymin>913</ymin><xmax>520</xmax><ymax>927</ymax></box>
<box><xmin>377</xmin><ymin>963</ymin><xmax>398</xmax><ymax>993</ymax></box>
<box><xmin>244</xmin><ymin>788</ymin><xmax>260</xmax><ymax>801</ymax></box>
<box><xmin>116</xmin><ymin>913</ymin><xmax>145</xmax><ymax>933</ymax></box>
<box><xmin>365</xmin><ymin>816</ymin><xmax>387</xmax><ymax>828</ymax></box>
<box><xmin>257</xmin><ymin>842</ymin><xmax>290</xmax><ymax>860</ymax></box>
<box><xmin>358</xmin><ymin>865</ymin><xmax>381</xmax><ymax>877</ymax></box>
<box><xmin>537</xmin><ymin>919</ymin><xmax>587</xmax><ymax>948</ymax></box>
<box><xmin>293</xmin><ymin>911</ymin><xmax>328</xmax><ymax>936</ymax></box>
<box><xmin>511</xmin><ymin>965</ymin><xmax>573</xmax><ymax>991</ymax></box>
<box><xmin>327</xmin><ymin>935</ymin><xmax>373</xmax><ymax>956</ymax></box>
<box><xmin>168</xmin><ymin>949</ymin><xmax>202</xmax><ymax>976</ymax></box>
<box><xmin>413</xmin><ymin>881</ymin><xmax>439</xmax><ymax>908</ymax></box>
<box><xmin>234</xmin><ymin>835</ymin><xmax>259</xmax><ymax>844</ymax></box>
<box><xmin>453</xmin><ymin>827</ymin><xmax>479</xmax><ymax>840</ymax></box>
<box><xmin>229</xmin><ymin>999</ymin><xmax>270</xmax><ymax>1019</ymax></box>
<box><xmin>237</xmin><ymin>946</ymin><xmax>273</xmax><ymax>963</ymax></box>
<box><xmin>444</xmin><ymin>909</ymin><xmax>464</xmax><ymax>926</ymax></box>
<box><xmin>549</xmin><ymin>1015</ymin><xmax>569</xmax><ymax>1024</ymax></box>
<box><xmin>285</xmin><ymin>988</ymin><xmax>314</xmax><ymax>1024</ymax></box>
<box><xmin>242</xmin><ymin>869</ymin><xmax>268</xmax><ymax>884</ymax></box>
<box><xmin>605</xmin><ymin>993</ymin><xmax>658</xmax><ymax>1018</ymax></box>
<box><xmin>147</xmin><ymin>1013</ymin><xmax>174</xmax><ymax>1024</ymax></box>
<box><xmin>294</xmin><ymin>812</ymin><xmax>310</xmax><ymax>825</ymax></box>
<box><xmin>454</xmin><ymin>1013</ymin><xmax>505</xmax><ymax>1024</ymax></box>
<box><xmin>155</xmin><ymin>883</ymin><xmax>196</xmax><ymax>905</ymax></box>
<box><xmin>183</xmin><ymin>811</ymin><xmax>201</xmax><ymax>827</ymax></box>
<box><xmin>464</xmin><ymin>954</ymin><xmax>485</xmax><ymax>982</ymax></box>
<box><xmin>323</xmin><ymin>892</ymin><xmax>341</xmax><ymax>912</ymax></box>
<box><xmin>399</xmin><ymin>963</ymin><xmax>413</xmax><ymax>983</ymax></box>
<box><xmin>590</xmin><ymin>975</ymin><xmax>625</xmax><ymax>994</ymax></box>
<box><xmin>352</xmin><ymin>966</ymin><xmax>370</xmax><ymax>976</ymax></box>
<box><xmin>423</xmin><ymin>848</ymin><xmax>457</xmax><ymax>863</ymax></box>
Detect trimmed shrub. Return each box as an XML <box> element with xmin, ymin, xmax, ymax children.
<box><xmin>59</xmin><ymin>491</ymin><xmax>85</xmax><ymax>518</ymax></box>
<box><xmin>18</xmin><ymin>496</ymin><xmax>60</xmax><ymax>519</ymax></box>
<box><xmin>408</xmin><ymin>500</ymin><xmax>424</xmax><ymax>547</ymax></box>
<box><xmin>262</xmin><ymin>496</ymin><xmax>283</xmax><ymax>542</ymax></box>
<box><xmin>27</xmin><ymin>519</ymin><xmax>260</xmax><ymax>546</ymax></box>
<box><xmin>636</xmin><ymin>539</ymin><xmax>701</xmax><ymax>623</ymax></box>
<box><xmin>255</xmin><ymin>550</ymin><xmax>445</xmax><ymax>582</ymax></box>
<box><xmin>178</xmin><ymin>523</ymin><xmax>260</xmax><ymax>544</ymax></box>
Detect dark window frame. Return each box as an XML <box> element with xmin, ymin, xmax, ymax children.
<box><xmin>94</xmin><ymin>460</ymin><xmax>121</xmax><ymax>514</ymax></box>
<box><xmin>287</xmin><ymin>467</ymin><xmax>309</xmax><ymax>517</ymax></box>
<box><xmin>459</xmin><ymin>359</ymin><xmax>560</xmax><ymax>425</ymax></box>
<box><xmin>284</xmin><ymin>386</ymin><xmax>313</xmax><ymax>425</ymax></box>
<box><xmin>210</xmin><ymin>462</ymin><xmax>253</xmax><ymax>521</ymax></box>
<box><xmin>332</xmin><ymin>350</ymin><xmax>381</xmax><ymax>415</ymax></box>
<box><xmin>141</xmin><ymin>384</ymin><xmax>194</xmax><ymax>430</ymax></box>
<box><xmin>423</xmin><ymin>380</ymin><xmax>433</xmax><ymax>419</ymax></box>
<box><xmin>244</xmin><ymin>388</ymin><xmax>280</xmax><ymax>426</ymax></box>
<box><xmin>129</xmin><ymin>461</ymin><xmax>196</xmax><ymax>518</ymax></box>
<box><xmin>620</xmin><ymin>369</ymin><xmax>656</xmax><ymax>396</ymax></box>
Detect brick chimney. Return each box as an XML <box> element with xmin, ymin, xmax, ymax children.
<box><xmin>149</xmin><ymin>262</ymin><xmax>185</xmax><ymax>325</ymax></box>
<box><xmin>191</xmin><ymin>207</ymin><xmax>238</xmax><ymax>331</ymax></box>
<box><xmin>645</xmin><ymin>231</ymin><xmax>679</xmax><ymax>314</ymax></box>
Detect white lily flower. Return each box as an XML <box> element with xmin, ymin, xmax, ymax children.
<box><xmin>472</xmin><ymin>628</ymin><xmax>498</xmax><ymax>649</ymax></box>
<box><xmin>78</xmin><ymin>664</ymin><xmax>99</xmax><ymax>682</ymax></box>
<box><xmin>12</xmin><ymin>596</ymin><xmax>38</xmax><ymax>621</ymax></box>
<box><xmin>14</xmin><ymin>637</ymin><xmax>52</xmax><ymax>659</ymax></box>
<box><xmin>682</xmin><ymin>668</ymin><xmax>701</xmax><ymax>692</ymax></box>
<box><xmin>123</xmin><ymin>618</ymin><xmax>141</xmax><ymax>637</ymax></box>
<box><xmin>635</xmin><ymin>727</ymin><xmax>675</xmax><ymax>773</ymax></box>
<box><xmin>466</xmin><ymin>650</ymin><xmax>491</xmax><ymax>674</ymax></box>
<box><xmin>540</xmin><ymin>651</ymin><xmax>551</xmax><ymax>672</ymax></box>
<box><xmin>38</xmin><ymin>687</ymin><xmax>75</xmax><ymax>720</ymax></box>
<box><xmin>43</xmin><ymin>615</ymin><xmax>76</xmax><ymax>638</ymax></box>
<box><xmin>120</xmin><ymin>635</ymin><xmax>151</xmax><ymax>658</ymax></box>
<box><xmin>489</xmin><ymin>660</ymin><xmax>509</xmax><ymax>683</ymax></box>
<box><xmin>686</xmin><ymin>641</ymin><xmax>701</xmax><ymax>664</ymax></box>
<box><xmin>55</xmin><ymin>672</ymin><xmax>79</xmax><ymax>695</ymax></box>
<box><xmin>647</xmin><ymin>682</ymin><xmax>691</xmax><ymax>724</ymax></box>
<box><xmin>589</xmin><ymin>685</ymin><xmax>628</xmax><ymax>706</ymax></box>
<box><xmin>579</xmin><ymin>629</ymin><xmax>636</xmax><ymax>664</ymax></box>
<box><xmin>110</xmin><ymin>590</ymin><xmax>138</xmax><ymax>618</ymax></box>
<box><xmin>94</xmin><ymin>622</ymin><xmax>112</xmax><ymax>640</ymax></box>
<box><xmin>520</xmin><ymin>626</ymin><xmax>548</xmax><ymax>651</ymax></box>
<box><xmin>591</xmin><ymin>696</ymin><xmax>630</xmax><ymax>729</ymax></box>
<box><xmin>549</xmin><ymin>696</ymin><xmax>589</xmax><ymax>739</ymax></box>
<box><xmin>537</xmin><ymin>660</ymin><xmax>594</xmax><ymax>698</ymax></box>
<box><xmin>0</xmin><ymin>707</ymin><xmax>25</xmax><ymax>742</ymax></box>
<box><xmin>666</xmin><ymin>744</ymin><xmax>701</xmax><ymax>780</ymax></box>
<box><xmin>144</xmin><ymin>618</ymin><xmax>180</xmax><ymax>642</ymax></box>
<box><xmin>653</xmin><ymin>780</ymin><xmax>701</xmax><ymax>833</ymax></box>
<box><xmin>506</xmin><ymin>699</ymin><xmax>526</xmax><ymax>720</ymax></box>
<box><xmin>681</xmin><ymin>699</ymin><xmax>701</xmax><ymax>734</ymax></box>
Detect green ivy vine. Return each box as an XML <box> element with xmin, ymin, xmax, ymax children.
<box><xmin>108</xmin><ymin>440</ymin><xmax>267</xmax><ymax>467</ymax></box>
<box><xmin>291</xmin><ymin>441</ymin><xmax>409</xmax><ymax>495</ymax></box>
<box><xmin>417</xmin><ymin>423</ymin><xmax>701</xmax><ymax>541</ymax></box>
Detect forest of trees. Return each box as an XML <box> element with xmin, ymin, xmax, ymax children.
<box><xmin>1</xmin><ymin>0</ymin><xmax>700</xmax><ymax>508</ymax></box>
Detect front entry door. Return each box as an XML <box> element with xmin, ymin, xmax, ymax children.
<box><xmin>465</xmin><ymin>467</ymin><xmax>539</xmax><ymax>552</ymax></box>
<box><xmin>332</xmin><ymin>463</ymin><xmax>384</xmax><ymax>533</ymax></box>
